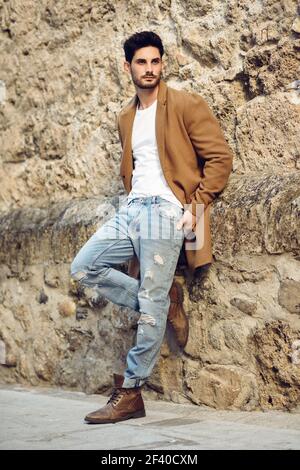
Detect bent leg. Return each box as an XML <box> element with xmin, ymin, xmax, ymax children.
<box><xmin>70</xmin><ymin>209</ymin><xmax>140</xmax><ymax>311</ymax></box>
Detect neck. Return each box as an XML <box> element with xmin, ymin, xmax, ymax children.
<box><xmin>136</xmin><ymin>85</ymin><xmax>159</xmax><ymax>110</ymax></box>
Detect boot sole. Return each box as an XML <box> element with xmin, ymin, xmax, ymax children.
<box><xmin>175</xmin><ymin>282</ymin><xmax>184</xmax><ymax>303</ymax></box>
<box><xmin>85</xmin><ymin>408</ymin><xmax>146</xmax><ymax>424</ymax></box>
<box><xmin>168</xmin><ymin>282</ymin><xmax>189</xmax><ymax>348</ymax></box>
<box><xmin>169</xmin><ymin>281</ymin><xmax>184</xmax><ymax>304</ymax></box>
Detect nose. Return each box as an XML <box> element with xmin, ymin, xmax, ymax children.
<box><xmin>145</xmin><ymin>63</ymin><xmax>154</xmax><ymax>75</ymax></box>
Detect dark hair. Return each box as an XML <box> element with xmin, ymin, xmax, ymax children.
<box><xmin>123</xmin><ymin>31</ymin><xmax>164</xmax><ymax>63</ymax></box>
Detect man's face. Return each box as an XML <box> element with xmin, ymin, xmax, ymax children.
<box><xmin>124</xmin><ymin>46</ymin><xmax>163</xmax><ymax>90</ymax></box>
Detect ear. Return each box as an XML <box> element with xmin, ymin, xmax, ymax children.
<box><xmin>123</xmin><ymin>60</ymin><xmax>130</xmax><ymax>74</ymax></box>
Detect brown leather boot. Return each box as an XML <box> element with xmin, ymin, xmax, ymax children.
<box><xmin>167</xmin><ymin>280</ymin><xmax>189</xmax><ymax>348</ymax></box>
<box><xmin>84</xmin><ymin>373</ymin><xmax>146</xmax><ymax>424</ymax></box>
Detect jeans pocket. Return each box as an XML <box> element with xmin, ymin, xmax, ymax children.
<box><xmin>157</xmin><ymin>202</ymin><xmax>183</xmax><ymax>221</ymax></box>
<box><xmin>157</xmin><ymin>203</ymin><xmax>184</xmax><ymax>243</ymax></box>
<box><xmin>127</xmin><ymin>198</ymin><xmax>141</xmax><ymax>208</ymax></box>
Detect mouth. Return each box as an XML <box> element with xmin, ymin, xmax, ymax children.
<box><xmin>144</xmin><ymin>76</ymin><xmax>155</xmax><ymax>80</ymax></box>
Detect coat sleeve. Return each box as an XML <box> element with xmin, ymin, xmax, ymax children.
<box><xmin>183</xmin><ymin>92</ymin><xmax>233</xmax><ymax>217</ymax></box>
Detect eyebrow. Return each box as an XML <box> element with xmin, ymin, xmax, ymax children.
<box><xmin>135</xmin><ymin>57</ymin><xmax>161</xmax><ymax>62</ymax></box>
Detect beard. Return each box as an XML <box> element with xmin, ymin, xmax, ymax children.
<box><xmin>131</xmin><ymin>72</ymin><xmax>161</xmax><ymax>90</ymax></box>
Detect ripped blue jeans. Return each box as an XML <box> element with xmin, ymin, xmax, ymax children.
<box><xmin>70</xmin><ymin>195</ymin><xmax>185</xmax><ymax>388</ymax></box>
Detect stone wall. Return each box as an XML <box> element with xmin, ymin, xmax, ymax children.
<box><xmin>0</xmin><ymin>0</ymin><xmax>300</xmax><ymax>410</ymax></box>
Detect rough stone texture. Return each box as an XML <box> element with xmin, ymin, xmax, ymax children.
<box><xmin>0</xmin><ymin>0</ymin><xmax>300</xmax><ymax>410</ymax></box>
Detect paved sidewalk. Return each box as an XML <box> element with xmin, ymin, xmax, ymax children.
<box><xmin>0</xmin><ymin>384</ymin><xmax>299</xmax><ymax>450</ymax></box>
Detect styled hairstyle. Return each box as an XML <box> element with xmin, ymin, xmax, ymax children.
<box><xmin>123</xmin><ymin>31</ymin><xmax>164</xmax><ymax>63</ymax></box>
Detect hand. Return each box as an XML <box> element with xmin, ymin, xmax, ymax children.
<box><xmin>176</xmin><ymin>210</ymin><xmax>196</xmax><ymax>239</ymax></box>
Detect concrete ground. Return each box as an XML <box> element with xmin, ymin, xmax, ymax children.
<box><xmin>0</xmin><ymin>384</ymin><xmax>299</xmax><ymax>450</ymax></box>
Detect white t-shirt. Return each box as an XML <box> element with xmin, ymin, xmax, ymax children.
<box><xmin>127</xmin><ymin>99</ymin><xmax>183</xmax><ymax>209</ymax></box>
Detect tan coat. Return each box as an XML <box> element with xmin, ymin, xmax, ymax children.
<box><xmin>117</xmin><ymin>79</ymin><xmax>233</xmax><ymax>278</ymax></box>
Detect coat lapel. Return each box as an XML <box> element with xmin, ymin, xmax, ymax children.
<box><xmin>120</xmin><ymin>79</ymin><xmax>167</xmax><ymax>191</ymax></box>
<box><xmin>155</xmin><ymin>80</ymin><xmax>167</xmax><ymax>171</ymax></box>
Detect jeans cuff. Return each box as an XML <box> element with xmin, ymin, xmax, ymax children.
<box><xmin>122</xmin><ymin>377</ymin><xmax>147</xmax><ymax>388</ymax></box>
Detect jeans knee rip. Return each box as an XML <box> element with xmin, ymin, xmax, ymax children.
<box><xmin>138</xmin><ymin>313</ymin><xmax>156</xmax><ymax>326</ymax></box>
<box><xmin>71</xmin><ymin>270</ymin><xmax>87</xmax><ymax>282</ymax></box>
<box><xmin>153</xmin><ymin>254</ymin><xmax>164</xmax><ymax>265</ymax></box>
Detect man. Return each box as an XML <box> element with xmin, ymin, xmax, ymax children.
<box><xmin>70</xmin><ymin>31</ymin><xmax>233</xmax><ymax>424</ymax></box>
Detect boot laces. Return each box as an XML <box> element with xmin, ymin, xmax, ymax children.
<box><xmin>107</xmin><ymin>387</ymin><xmax>126</xmax><ymax>406</ymax></box>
